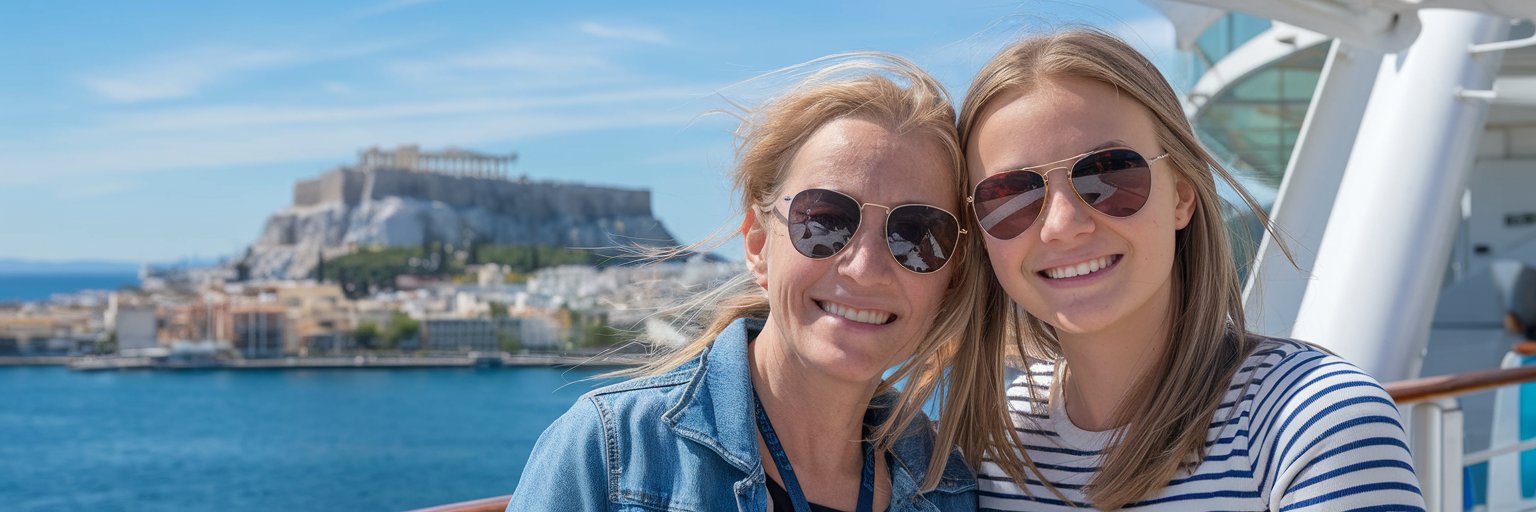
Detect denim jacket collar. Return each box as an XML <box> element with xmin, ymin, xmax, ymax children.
<box><xmin>660</xmin><ymin>317</ymin><xmax>974</xmax><ymax>500</ymax></box>
<box><xmin>660</xmin><ymin>317</ymin><xmax>763</xmax><ymax>474</ymax></box>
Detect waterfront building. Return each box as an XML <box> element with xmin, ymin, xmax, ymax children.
<box><xmin>0</xmin><ymin>308</ymin><xmax>96</xmax><ymax>355</ymax></box>
<box><xmin>420</xmin><ymin>316</ymin><xmax>521</xmax><ymax>354</ymax></box>
<box><xmin>106</xmin><ymin>293</ymin><xmax>158</xmax><ymax>355</ymax></box>
<box><xmin>275</xmin><ymin>283</ymin><xmax>353</xmax><ymax>355</ymax></box>
<box><xmin>516</xmin><ymin>314</ymin><xmax>562</xmax><ymax>350</ymax></box>
<box><xmin>230</xmin><ymin>299</ymin><xmax>286</xmax><ymax>359</ymax></box>
<box><xmin>159</xmin><ymin>296</ymin><xmax>231</xmax><ymax>344</ymax></box>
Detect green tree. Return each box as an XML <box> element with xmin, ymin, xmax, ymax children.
<box><xmin>383</xmin><ymin>312</ymin><xmax>419</xmax><ymax>349</ymax></box>
<box><xmin>353</xmin><ymin>322</ymin><xmax>380</xmax><ymax>350</ymax></box>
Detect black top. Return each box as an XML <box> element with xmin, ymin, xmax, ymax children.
<box><xmin>766</xmin><ymin>476</ymin><xmax>847</xmax><ymax>512</ymax></box>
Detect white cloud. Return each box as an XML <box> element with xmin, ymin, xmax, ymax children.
<box><xmin>80</xmin><ymin>41</ymin><xmax>407</xmax><ymax>103</ymax></box>
<box><xmin>19</xmin><ymin>21</ymin><xmax>712</xmax><ymax>193</ymax></box>
<box><xmin>578</xmin><ymin>22</ymin><xmax>669</xmax><ymax>45</ymax></box>
<box><xmin>81</xmin><ymin>47</ymin><xmax>299</xmax><ymax>102</ymax></box>
<box><xmin>0</xmin><ymin>86</ymin><xmax>720</xmax><ymax>189</ymax></box>
<box><xmin>90</xmin><ymin>88</ymin><xmax>714</xmax><ymax>133</ymax></box>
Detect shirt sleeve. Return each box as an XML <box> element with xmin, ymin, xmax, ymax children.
<box><xmin>1260</xmin><ymin>357</ymin><xmax>1425</xmax><ymax>511</ymax></box>
<box><xmin>506</xmin><ymin>397</ymin><xmax>612</xmax><ymax>512</ymax></box>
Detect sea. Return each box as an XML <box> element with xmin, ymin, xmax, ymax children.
<box><xmin>0</xmin><ymin>272</ymin><xmax>141</xmax><ymax>302</ymax></box>
<box><xmin>0</xmin><ymin>366</ymin><xmax>613</xmax><ymax>511</ymax></box>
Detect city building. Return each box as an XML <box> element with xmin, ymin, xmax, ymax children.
<box><xmin>230</xmin><ymin>299</ymin><xmax>286</xmax><ymax>359</ymax></box>
<box><xmin>421</xmin><ymin>316</ymin><xmax>521</xmax><ymax>354</ymax></box>
<box><xmin>106</xmin><ymin>293</ymin><xmax>158</xmax><ymax>355</ymax></box>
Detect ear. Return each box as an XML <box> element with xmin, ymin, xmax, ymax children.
<box><xmin>743</xmin><ymin>209</ymin><xmax>769</xmax><ymax>290</ymax></box>
<box><xmin>1173</xmin><ymin>175</ymin><xmax>1197</xmax><ymax>230</ymax></box>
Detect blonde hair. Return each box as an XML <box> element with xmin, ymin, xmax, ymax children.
<box><xmin>954</xmin><ymin>29</ymin><xmax>1282</xmax><ymax>509</ymax></box>
<box><xmin>622</xmin><ymin>52</ymin><xmax>987</xmax><ymax>489</ymax></box>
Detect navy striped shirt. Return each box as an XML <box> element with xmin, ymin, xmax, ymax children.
<box><xmin>978</xmin><ymin>339</ymin><xmax>1424</xmax><ymax>511</ymax></box>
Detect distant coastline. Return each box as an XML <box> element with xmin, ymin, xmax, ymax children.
<box><xmin>0</xmin><ymin>272</ymin><xmax>140</xmax><ymax>302</ymax></box>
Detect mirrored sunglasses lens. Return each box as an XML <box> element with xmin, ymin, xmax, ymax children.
<box><xmin>887</xmin><ymin>206</ymin><xmax>959</xmax><ymax>273</ymax></box>
<box><xmin>972</xmin><ymin>172</ymin><xmax>1047</xmax><ymax>239</ymax></box>
<box><xmin>787</xmin><ymin>189</ymin><xmax>860</xmax><ymax>258</ymax></box>
<box><xmin>1072</xmin><ymin>150</ymin><xmax>1151</xmax><ymax>218</ymax></box>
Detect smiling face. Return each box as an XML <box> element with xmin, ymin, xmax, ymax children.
<box><xmin>746</xmin><ymin>116</ymin><xmax>958</xmax><ymax>385</ymax></box>
<box><xmin>967</xmin><ymin>76</ymin><xmax>1195</xmax><ymax>342</ymax></box>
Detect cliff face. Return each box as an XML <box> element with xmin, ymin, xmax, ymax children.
<box><xmin>244</xmin><ymin>167</ymin><xmax>678</xmax><ymax>279</ymax></box>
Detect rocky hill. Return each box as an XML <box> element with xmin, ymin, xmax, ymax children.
<box><xmin>241</xmin><ymin>145</ymin><xmax>678</xmax><ymax>279</ymax></box>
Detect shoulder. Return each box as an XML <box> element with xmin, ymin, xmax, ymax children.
<box><xmin>1240</xmin><ymin>338</ymin><xmax>1423</xmax><ymax>508</ymax></box>
<box><xmin>531</xmin><ymin>364</ymin><xmax>696</xmax><ymax>450</ymax></box>
<box><xmin>575</xmin><ymin>357</ymin><xmax>700</xmax><ymax>416</ymax></box>
<box><xmin>1241</xmin><ymin>337</ymin><xmax>1410</xmax><ymax>473</ymax></box>
<box><xmin>1240</xmin><ymin>337</ymin><xmax>1396</xmax><ymax>416</ymax></box>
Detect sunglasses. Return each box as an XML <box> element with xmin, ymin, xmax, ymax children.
<box><xmin>967</xmin><ymin>148</ymin><xmax>1168</xmax><ymax>240</ymax></box>
<box><xmin>759</xmin><ymin>188</ymin><xmax>966</xmax><ymax>274</ymax></box>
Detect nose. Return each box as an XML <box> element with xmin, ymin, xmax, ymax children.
<box><xmin>1036</xmin><ymin>167</ymin><xmax>1096</xmax><ymax>244</ymax></box>
<box><xmin>837</xmin><ymin>205</ymin><xmax>899</xmax><ymax>285</ymax></box>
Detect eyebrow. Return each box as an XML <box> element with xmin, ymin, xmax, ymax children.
<box><xmin>1000</xmin><ymin>139</ymin><xmax>1133</xmax><ymax>171</ymax></box>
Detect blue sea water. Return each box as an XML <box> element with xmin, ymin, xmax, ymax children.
<box><xmin>0</xmin><ymin>366</ymin><xmax>613</xmax><ymax>511</ymax></box>
<box><xmin>0</xmin><ymin>273</ymin><xmax>140</xmax><ymax>302</ymax></box>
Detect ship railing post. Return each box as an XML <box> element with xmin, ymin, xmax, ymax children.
<box><xmin>1408</xmin><ymin>397</ymin><xmax>1464</xmax><ymax>512</ymax></box>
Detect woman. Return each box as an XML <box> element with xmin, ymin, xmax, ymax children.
<box><xmin>954</xmin><ymin>30</ymin><xmax>1424</xmax><ymax>510</ymax></box>
<box><xmin>507</xmin><ymin>54</ymin><xmax>981</xmax><ymax>511</ymax></box>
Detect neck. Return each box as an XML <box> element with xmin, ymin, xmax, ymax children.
<box><xmin>750</xmin><ymin>319</ymin><xmax>879</xmax><ymax>481</ymax></box>
<box><xmin>1054</xmin><ymin>292</ymin><xmax>1173</xmax><ymax>432</ymax></box>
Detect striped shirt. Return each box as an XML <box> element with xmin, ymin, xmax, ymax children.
<box><xmin>978</xmin><ymin>338</ymin><xmax>1424</xmax><ymax>511</ymax></box>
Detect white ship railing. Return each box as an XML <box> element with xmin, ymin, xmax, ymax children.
<box><xmin>1390</xmin><ymin>344</ymin><xmax>1536</xmax><ymax>512</ymax></box>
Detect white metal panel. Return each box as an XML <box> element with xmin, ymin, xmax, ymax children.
<box><xmin>1243</xmin><ymin>40</ymin><xmax>1385</xmax><ymax>337</ymax></box>
<box><xmin>1291</xmin><ymin>9</ymin><xmax>1511</xmax><ymax>382</ymax></box>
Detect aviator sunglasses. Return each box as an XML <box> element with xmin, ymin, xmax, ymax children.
<box><xmin>759</xmin><ymin>188</ymin><xmax>967</xmax><ymax>274</ymax></box>
<box><xmin>968</xmin><ymin>148</ymin><xmax>1168</xmax><ymax>240</ymax></box>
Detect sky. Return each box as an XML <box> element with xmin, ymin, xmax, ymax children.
<box><xmin>0</xmin><ymin>0</ymin><xmax>1186</xmax><ymax>264</ymax></box>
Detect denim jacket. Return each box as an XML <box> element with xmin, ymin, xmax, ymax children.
<box><xmin>507</xmin><ymin>317</ymin><xmax>977</xmax><ymax>511</ymax></box>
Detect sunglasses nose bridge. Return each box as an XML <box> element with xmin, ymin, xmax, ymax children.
<box><xmin>836</xmin><ymin>209</ymin><xmax>904</xmax><ymax>282</ymax></box>
<box><xmin>1038</xmin><ymin>165</ymin><xmax>1073</xmax><ymax>185</ymax></box>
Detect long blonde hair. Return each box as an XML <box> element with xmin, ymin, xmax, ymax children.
<box><xmin>623</xmin><ymin>52</ymin><xmax>989</xmax><ymax>488</ymax></box>
<box><xmin>955</xmin><ymin>29</ymin><xmax>1282</xmax><ymax>509</ymax></box>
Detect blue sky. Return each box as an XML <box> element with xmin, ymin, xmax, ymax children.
<box><xmin>0</xmin><ymin>0</ymin><xmax>1182</xmax><ymax>263</ymax></box>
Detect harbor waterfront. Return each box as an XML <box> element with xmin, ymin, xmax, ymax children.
<box><xmin>0</xmin><ymin>365</ymin><xmax>614</xmax><ymax>511</ymax></box>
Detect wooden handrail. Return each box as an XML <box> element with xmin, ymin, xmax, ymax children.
<box><xmin>1387</xmin><ymin>349</ymin><xmax>1536</xmax><ymax>404</ymax></box>
<box><xmin>406</xmin><ymin>495</ymin><xmax>509</xmax><ymax>512</ymax></box>
<box><xmin>422</xmin><ymin>347</ymin><xmax>1536</xmax><ymax>511</ymax></box>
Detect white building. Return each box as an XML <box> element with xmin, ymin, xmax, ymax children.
<box><xmin>106</xmin><ymin>293</ymin><xmax>157</xmax><ymax>354</ymax></box>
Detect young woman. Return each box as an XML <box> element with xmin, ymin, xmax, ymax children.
<box><xmin>507</xmin><ymin>55</ymin><xmax>983</xmax><ymax>511</ymax></box>
<box><xmin>955</xmin><ymin>30</ymin><xmax>1424</xmax><ymax>510</ymax></box>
